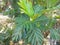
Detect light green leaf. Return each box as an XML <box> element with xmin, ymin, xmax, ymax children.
<box><xmin>18</xmin><ymin>0</ymin><xmax>34</xmax><ymax>17</ymax></box>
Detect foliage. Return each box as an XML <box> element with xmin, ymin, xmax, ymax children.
<box><xmin>50</xmin><ymin>29</ymin><xmax>60</xmax><ymax>40</ymax></box>
<box><xmin>2</xmin><ymin>0</ymin><xmax>20</xmax><ymax>17</ymax></box>
<box><xmin>18</xmin><ymin>0</ymin><xmax>34</xmax><ymax>17</ymax></box>
<box><xmin>0</xmin><ymin>0</ymin><xmax>60</xmax><ymax>45</ymax></box>
<box><xmin>12</xmin><ymin>0</ymin><xmax>60</xmax><ymax>45</ymax></box>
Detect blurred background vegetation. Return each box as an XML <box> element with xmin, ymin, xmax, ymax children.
<box><xmin>0</xmin><ymin>0</ymin><xmax>60</xmax><ymax>45</ymax></box>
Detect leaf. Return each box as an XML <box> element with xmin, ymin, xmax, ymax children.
<box><xmin>50</xmin><ymin>29</ymin><xmax>60</xmax><ymax>40</ymax></box>
<box><xmin>46</xmin><ymin>0</ymin><xmax>59</xmax><ymax>8</ymax></box>
<box><xmin>31</xmin><ymin>5</ymin><xmax>45</xmax><ymax>20</ymax></box>
<box><xmin>26</xmin><ymin>27</ymin><xmax>44</xmax><ymax>45</ymax></box>
<box><xmin>12</xmin><ymin>15</ymin><xmax>30</xmax><ymax>41</ymax></box>
<box><xmin>34</xmin><ymin>5</ymin><xmax>44</xmax><ymax>14</ymax></box>
<box><xmin>18</xmin><ymin>0</ymin><xmax>34</xmax><ymax>17</ymax></box>
<box><xmin>34</xmin><ymin>15</ymin><xmax>50</xmax><ymax>31</ymax></box>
